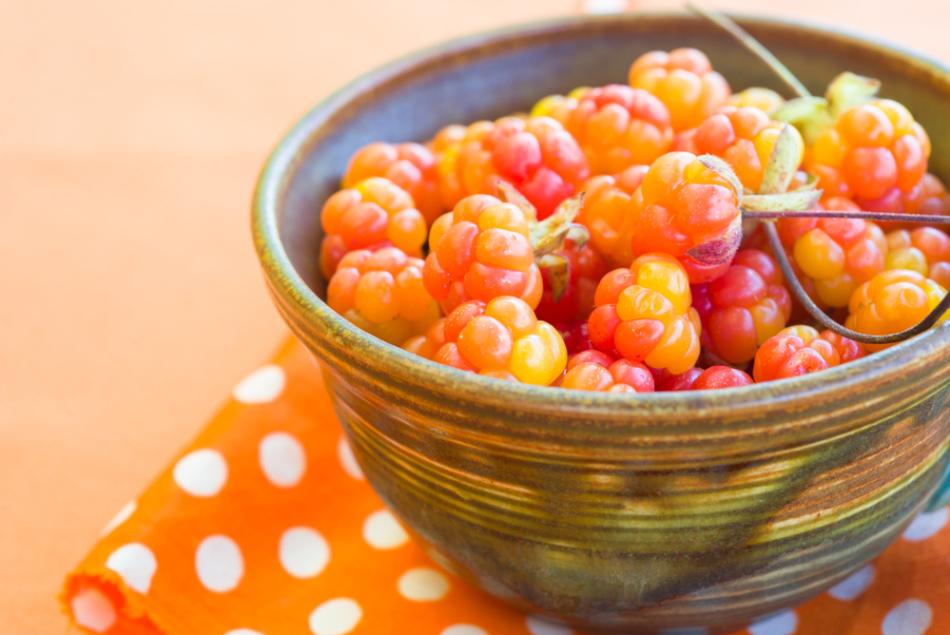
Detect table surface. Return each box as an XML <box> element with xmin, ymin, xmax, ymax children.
<box><xmin>2</xmin><ymin>0</ymin><xmax>946</xmax><ymax>632</ymax></box>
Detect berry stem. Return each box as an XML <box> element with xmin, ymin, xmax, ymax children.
<box><xmin>763</xmin><ymin>222</ymin><xmax>950</xmax><ymax>344</ymax></box>
<box><xmin>688</xmin><ymin>4</ymin><xmax>811</xmax><ymax>99</ymax></box>
<box><xmin>744</xmin><ymin>210</ymin><xmax>950</xmax><ymax>224</ymax></box>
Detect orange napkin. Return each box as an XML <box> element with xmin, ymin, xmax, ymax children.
<box><xmin>62</xmin><ymin>339</ymin><xmax>950</xmax><ymax>635</ymax></box>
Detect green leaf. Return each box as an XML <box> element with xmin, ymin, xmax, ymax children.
<box><xmin>826</xmin><ymin>72</ymin><xmax>880</xmax><ymax>118</ymax></box>
<box><xmin>530</xmin><ymin>194</ymin><xmax>583</xmax><ymax>255</ymax></box>
<box><xmin>759</xmin><ymin>124</ymin><xmax>804</xmax><ymax>195</ymax></box>
<box><xmin>773</xmin><ymin>96</ymin><xmax>832</xmax><ymax>145</ymax></box>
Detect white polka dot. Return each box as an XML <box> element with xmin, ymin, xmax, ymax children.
<box><xmin>233</xmin><ymin>365</ymin><xmax>285</xmax><ymax>403</ymax></box>
<box><xmin>173</xmin><ymin>449</ymin><xmax>228</xmax><ymax>497</ymax></box>
<box><xmin>259</xmin><ymin>432</ymin><xmax>306</xmax><ymax>487</ymax></box>
<box><xmin>195</xmin><ymin>535</ymin><xmax>244</xmax><ymax>593</ymax></box>
<box><xmin>583</xmin><ymin>0</ymin><xmax>626</xmax><ymax>14</ymax></box>
<box><xmin>441</xmin><ymin>625</ymin><xmax>488</xmax><ymax>635</ymax></box>
<box><xmin>105</xmin><ymin>543</ymin><xmax>157</xmax><ymax>594</ymax></box>
<box><xmin>882</xmin><ymin>599</ymin><xmax>933</xmax><ymax>635</ymax></box>
<box><xmin>337</xmin><ymin>437</ymin><xmax>364</xmax><ymax>480</ymax></box>
<box><xmin>71</xmin><ymin>587</ymin><xmax>117</xmax><ymax>633</ymax></box>
<box><xmin>397</xmin><ymin>567</ymin><xmax>450</xmax><ymax>602</ymax></box>
<box><xmin>309</xmin><ymin>598</ymin><xmax>362</xmax><ymax>635</ymax></box>
<box><xmin>362</xmin><ymin>509</ymin><xmax>409</xmax><ymax>550</ymax></box>
<box><xmin>279</xmin><ymin>526</ymin><xmax>330</xmax><ymax>579</ymax></box>
<box><xmin>748</xmin><ymin>610</ymin><xmax>797</xmax><ymax>635</ymax></box>
<box><xmin>525</xmin><ymin>615</ymin><xmax>574</xmax><ymax>635</ymax></box>
<box><xmin>902</xmin><ymin>507</ymin><xmax>949</xmax><ymax>542</ymax></box>
<box><xmin>828</xmin><ymin>564</ymin><xmax>875</xmax><ymax>601</ymax></box>
<box><xmin>225</xmin><ymin>630</ymin><xmax>264</xmax><ymax>635</ymax></box>
<box><xmin>101</xmin><ymin>500</ymin><xmax>136</xmax><ymax>535</ymax></box>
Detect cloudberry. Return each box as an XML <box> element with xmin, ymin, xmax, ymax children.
<box><xmin>630</xmin><ymin>151</ymin><xmax>742</xmax><ymax>283</ymax></box>
<box><xmin>680</xmin><ymin>106</ymin><xmax>804</xmax><ymax>192</ymax></box>
<box><xmin>423</xmin><ymin>194</ymin><xmax>543</xmax><ymax>313</ymax></box>
<box><xmin>433</xmin><ymin>296</ymin><xmax>567</xmax><ymax>385</ymax></box>
<box><xmin>628</xmin><ymin>48</ymin><xmax>731</xmax><ymax>131</ymax></box>
<box><xmin>779</xmin><ymin>197</ymin><xmax>888</xmax><ymax>308</ymax></box>
<box><xmin>576</xmin><ymin>164</ymin><xmax>648</xmax><ymax>267</ymax></box>
<box><xmin>692</xmin><ymin>249</ymin><xmax>792</xmax><ymax>364</ymax></box>
<box><xmin>753</xmin><ymin>325</ymin><xmax>863</xmax><ymax>382</ymax></box>
<box><xmin>319</xmin><ymin>177</ymin><xmax>426</xmax><ymax>277</ymax></box>
<box><xmin>433</xmin><ymin>116</ymin><xmax>589</xmax><ymax>219</ymax></box>
<box><xmin>534</xmin><ymin>84</ymin><xmax>672</xmax><ymax>174</ymax></box>
<box><xmin>588</xmin><ymin>253</ymin><xmax>702</xmax><ymax>373</ymax></box>
<box><xmin>327</xmin><ymin>247</ymin><xmax>439</xmax><ymax>344</ymax></box>
<box><xmin>561</xmin><ymin>349</ymin><xmax>655</xmax><ymax>393</ymax></box>
<box><xmin>846</xmin><ymin>269</ymin><xmax>948</xmax><ymax>350</ymax></box>
<box><xmin>343</xmin><ymin>142</ymin><xmax>443</xmax><ymax>222</ymax></box>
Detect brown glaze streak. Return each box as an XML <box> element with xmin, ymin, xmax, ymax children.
<box><xmin>253</xmin><ymin>13</ymin><xmax>950</xmax><ymax>634</ymax></box>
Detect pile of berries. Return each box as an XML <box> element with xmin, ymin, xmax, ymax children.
<box><xmin>318</xmin><ymin>44</ymin><xmax>949</xmax><ymax>393</ymax></box>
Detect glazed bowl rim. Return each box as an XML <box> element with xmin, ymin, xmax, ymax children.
<box><xmin>252</xmin><ymin>11</ymin><xmax>950</xmax><ymax>414</ymax></box>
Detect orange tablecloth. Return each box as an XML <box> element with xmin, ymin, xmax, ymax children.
<box><xmin>62</xmin><ymin>340</ymin><xmax>950</xmax><ymax>635</ymax></box>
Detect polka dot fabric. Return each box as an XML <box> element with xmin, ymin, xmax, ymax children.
<box><xmin>62</xmin><ymin>340</ymin><xmax>950</xmax><ymax>634</ymax></box>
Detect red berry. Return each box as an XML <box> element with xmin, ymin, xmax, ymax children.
<box><xmin>692</xmin><ymin>249</ymin><xmax>792</xmax><ymax>364</ymax></box>
<box><xmin>692</xmin><ymin>366</ymin><xmax>754</xmax><ymax>390</ymax></box>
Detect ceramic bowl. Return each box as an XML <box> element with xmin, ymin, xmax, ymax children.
<box><xmin>253</xmin><ymin>13</ymin><xmax>950</xmax><ymax>633</ymax></box>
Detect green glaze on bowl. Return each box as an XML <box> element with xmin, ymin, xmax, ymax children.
<box><xmin>253</xmin><ymin>13</ymin><xmax>950</xmax><ymax>633</ymax></box>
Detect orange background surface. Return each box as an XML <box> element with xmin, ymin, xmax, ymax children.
<box><xmin>1</xmin><ymin>1</ymin><xmax>947</xmax><ymax>632</ymax></box>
